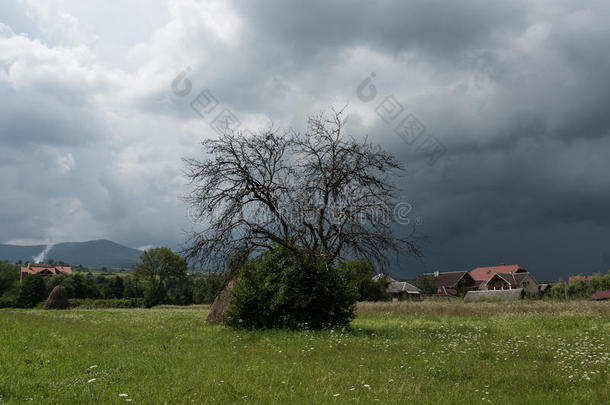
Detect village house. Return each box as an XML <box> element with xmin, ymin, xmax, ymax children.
<box><xmin>469</xmin><ymin>264</ymin><xmax>528</xmax><ymax>289</ymax></box>
<box><xmin>20</xmin><ymin>263</ymin><xmax>72</xmax><ymax>282</ymax></box>
<box><xmin>372</xmin><ymin>274</ymin><xmax>421</xmax><ymax>301</ymax></box>
<box><xmin>485</xmin><ymin>271</ymin><xmax>539</xmax><ymax>294</ymax></box>
<box><xmin>386</xmin><ymin>278</ymin><xmax>421</xmax><ymax>301</ymax></box>
<box><xmin>421</xmin><ymin>271</ymin><xmax>476</xmax><ymax>297</ymax></box>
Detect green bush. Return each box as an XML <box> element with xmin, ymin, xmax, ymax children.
<box><xmin>0</xmin><ymin>293</ymin><xmax>18</xmax><ymax>308</ymax></box>
<box><xmin>192</xmin><ymin>273</ymin><xmax>230</xmax><ymax>304</ymax></box>
<box><xmin>17</xmin><ymin>274</ymin><xmax>47</xmax><ymax>308</ymax></box>
<box><xmin>416</xmin><ymin>274</ymin><xmax>438</xmax><ymax>295</ymax></box>
<box><xmin>337</xmin><ymin>260</ymin><xmax>388</xmax><ymax>302</ymax></box>
<box><xmin>0</xmin><ymin>261</ymin><xmax>19</xmax><ymax>297</ymax></box>
<box><xmin>549</xmin><ymin>272</ymin><xmax>610</xmax><ymax>300</ymax></box>
<box><xmin>225</xmin><ymin>249</ymin><xmax>358</xmax><ymax>330</ymax></box>
<box><xmin>69</xmin><ymin>298</ymin><xmax>146</xmax><ymax>308</ymax></box>
<box><xmin>142</xmin><ymin>283</ymin><xmax>164</xmax><ymax>307</ymax></box>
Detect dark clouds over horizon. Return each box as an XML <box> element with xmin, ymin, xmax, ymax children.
<box><xmin>1</xmin><ymin>0</ymin><xmax>609</xmax><ymax>280</ymax></box>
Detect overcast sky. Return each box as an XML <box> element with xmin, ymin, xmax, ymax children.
<box><xmin>1</xmin><ymin>0</ymin><xmax>609</xmax><ymax>279</ymax></box>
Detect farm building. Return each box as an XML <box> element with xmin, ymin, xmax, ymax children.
<box><xmin>386</xmin><ymin>279</ymin><xmax>421</xmax><ymax>301</ymax></box>
<box><xmin>485</xmin><ymin>272</ymin><xmax>539</xmax><ymax>294</ymax></box>
<box><xmin>470</xmin><ymin>264</ymin><xmax>527</xmax><ymax>287</ymax></box>
<box><xmin>372</xmin><ymin>275</ymin><xmax>421</xmax><ymax>300</ymax></box>
<box><xmin>421</xmin><ymin>271</ymin><xmax>476</xmax><ymax>296</ymax></box>
<box><xmin>591</xmin><ymin>290</ymin><xmax>610</xmax><ymax>301</ymax></box>
<box><xmin>20</xmin><ymin>263</ymin><xmax>72</xmax><ymax>282</ymax></box>
<box><xmin>464</xmin><ymin>288</ymin><xmax>525</xmax><ymax>302</ymax></box>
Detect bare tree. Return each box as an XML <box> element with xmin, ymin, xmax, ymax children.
<box><xmin>183</xmin><ymin>110</ymin><xmax>421</xmax><ymax>269</ymax></box>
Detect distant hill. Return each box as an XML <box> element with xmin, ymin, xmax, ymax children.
<box><xmin>0</xmin><ymin>239</ymin><xmax>143</xmax><ymax>268</ymax></box>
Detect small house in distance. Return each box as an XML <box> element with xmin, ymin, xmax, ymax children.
<box><xmin>539</xmin><ymin>283</ymin><xmax>553</xmax><ymax>295</ymax></box>
<box><xmin>421</xmin><ymin>271</ymin><xmax>476</xmax><ymax>297</ymax></box>
<box><xmin>20</xmin><ymin>263</ymin><xmax>72</xmax><ymax>282</ymax></box>
<box><xmin>372</xmin><ymin>274</ymin><xmax>421</xmax><ymax>301</ymax></box>
<box><xmin>387</xmin><ymin>279</ymin><xmax>421</xmax><ymax>301</ymax></box>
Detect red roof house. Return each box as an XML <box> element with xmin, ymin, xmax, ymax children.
<box><xmin>20</xmin><ymin>264</ymin><xmax>72</xmax><ymax>282</ymax></box>
<box><xmin>470</xmin><ymin>264</ymin><xmax>527</xmax><ymax>282</ymax></box>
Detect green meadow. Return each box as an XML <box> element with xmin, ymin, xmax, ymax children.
<box><xmin>1</xmin><ymin>302</ymin><xmax>608</xmax><ymax>404</ymax></box>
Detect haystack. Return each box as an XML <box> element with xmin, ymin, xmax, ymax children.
<box><xmin>44</xmin><ymin>285</ymin><xmax>70</xmax><ymax>309</ymax></box>
<box><xmin>205</xmin><ymin>278</ymin><xmax>238</xmax><ymax>325</ymax></box>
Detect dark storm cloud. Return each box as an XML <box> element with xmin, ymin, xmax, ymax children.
<box><xmin>322</xmin><ymin>0</ymin><xmax>610</xmax><ymax>279</ymax></box>
<box><xmin>231</xmin><ymin>0</ymin><xmax>526</xmax><ymax>59</ymax></box>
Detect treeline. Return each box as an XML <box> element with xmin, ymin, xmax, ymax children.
<box><xmin>0</xmin><ymin>253</ymin><xmax>389</xmax><ymax>309</ymax></box>
<box><xmin>0</xmin><ymin>259</ymin><xmax>232</xmax><ymax>308</ymax></box>
<box><xmin>549</xmin><ymin>273</ymin><xmax>610</xmax><ymax>300</ymax></box>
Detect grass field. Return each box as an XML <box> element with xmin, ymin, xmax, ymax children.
<box><xmin>1</xmin><ymin>302</ymin><xmax>608</xmax><ymax>404</ymax></box>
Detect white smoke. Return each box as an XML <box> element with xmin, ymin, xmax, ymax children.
<box><xmin>32</xmin><ymin>244</ymin><xmax>54</xmax><ymax>264</ymax></box>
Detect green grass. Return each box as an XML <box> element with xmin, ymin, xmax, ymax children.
<box><xmin>0</xmin><ymin>303</ymin><xmax>608</xmax><ymax>404</ymax></box>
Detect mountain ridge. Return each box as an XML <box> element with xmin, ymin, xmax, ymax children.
<box><xmin>0</xmin><ymin>239</ymin><xmax>143</xmax><ymax>268</ymax></box>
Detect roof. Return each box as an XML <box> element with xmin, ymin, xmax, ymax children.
<box><xmin>488</xmin><ymin>272</ymin><xmax>537</xmax><ymax>288</ymax></box>
<box><xmin>470</xmin><ymin>264</ymin><xmax>526</xmax><ymax>281</ymax></box>
<box><xmin>569</xmin><ymin>275</ymin><xmax>594</xmax><ymax>284</ymax></box>
<box><xmin>422</xmin><ymin>271</ymin><xmax>474</xmax><ymax>288</ymax></box>
<box><xmin>591</xmin><ymin>290</ymin><xmax>610</xmax><ymax>300</ymax></box>
<box><xmin>387</xmin><ymin>281</ymin><xmax>421</xmax><ymax>295</ymax></box>
<box><xmin>372</xmin><ymin>274</ymin><xmax>395</xmax><ymax>282</ymax></box>
<box><xmin>21</xmin><ymin>264</ymin><xmax>72</xmax><ymax>276</ymax></box>
<box><xmin>437</xmin><ymin>286</ymin><xmax>457</xmax><ymax>296</ymax></box>
<box><xmin>464</xmin><ymin>288</ymin><xmax>525</xmax><ymax>302</ymax></box>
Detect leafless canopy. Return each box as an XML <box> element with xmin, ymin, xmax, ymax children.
<box><xmin>183</xmin><ymin>110</ymin><xmax>421</xmax><ymax>269</ymax></box>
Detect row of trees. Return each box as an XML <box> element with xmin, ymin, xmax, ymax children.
<box><xmin>549</xmin><ymin>274</ymin><xmax>610</xmax><ymax>300</ymax></box>
<box><xmin>1</xmin><ymin>250</ymin><xmax>390</xmax><ymax>311</ymax></box>
<box><xmin>0</xmin><ymin>252</ymin><xmax>232</xmax><ymax>308</ymax></box>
